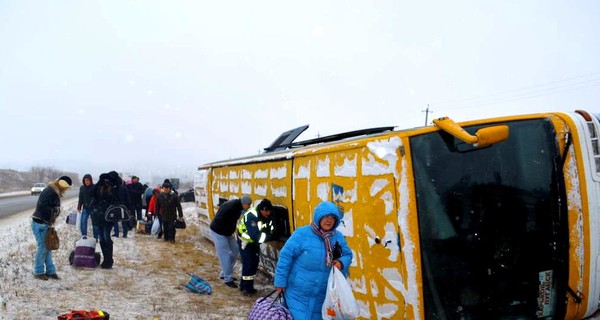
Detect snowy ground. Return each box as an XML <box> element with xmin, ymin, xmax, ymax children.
<box><xmin>0</xmin><ymin>199</ymin><xmax>272</xmax><ymax>320</ymax></box>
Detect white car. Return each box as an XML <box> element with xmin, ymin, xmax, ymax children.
<box><xmin>31</xmin><ymin>183</ymin><xmax>46</xmax><ymax>195</ymax></box>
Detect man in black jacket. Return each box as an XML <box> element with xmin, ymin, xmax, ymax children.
<box><xmin>77</xmin><ymin>174</ymin><xmax>96</xmax><ymax>239</ymax></box>
<box><xmin>127</xmin><ymin>175</ymin><xmax>145</xmax><ymax>222</ymax></box>
<box><xmin>210</xmin><ymin>195</ymin><xmax>252</xmax><ymax>288</ymax></box>
<box><xmin>155</xmin><ymin>182</ymin><xmax>183</xmax><ymax>243</ymax></box>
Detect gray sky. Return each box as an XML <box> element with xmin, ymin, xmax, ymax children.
<box><xmin>1</xmin><ymin>0</ymin><xmax>599</xmax><ymax>182</ymax></box>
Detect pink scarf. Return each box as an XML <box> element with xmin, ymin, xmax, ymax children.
<box><xmin>310</xmin><ymin>222</ymin><xmax>335</xmax><ymax>267</ymax></box>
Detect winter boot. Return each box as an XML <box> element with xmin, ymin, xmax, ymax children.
<box><xmin>99</xmin><ymin>241</ymin><xmax>113</xmax><ymax>269</ymax></box>
<box><xmin>240</xmin><ymin>279</ymin><xmax>257</xmax><ymax>295</ymax></box>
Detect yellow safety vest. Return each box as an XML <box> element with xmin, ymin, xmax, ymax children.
<box><xmin>237</xmin><ymin>207</ymin><xmax>272</xmax><ymax>244</ymax></box>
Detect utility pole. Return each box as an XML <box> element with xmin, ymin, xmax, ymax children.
<box><xmin>422</xmin><ymin>104</ymin><xmax>433</xmax><ymax>126</ymax></box>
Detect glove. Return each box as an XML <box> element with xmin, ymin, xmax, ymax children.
<box><xmin>333</xmin><ymin>241</ymin><xmax>342</xmax><ymax>260</ymax></box>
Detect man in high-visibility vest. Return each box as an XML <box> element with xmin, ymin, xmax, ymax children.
<box><xmin>237</xmin><ymin>198</ymin><xmax>274</xmax><ymax>295</ymax></box>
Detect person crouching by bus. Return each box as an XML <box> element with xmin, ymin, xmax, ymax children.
<box><xmin>274</xmin><ymin>201</ymin><xmax>352</xmax><ymax>320</ymax></box>
<box><xmin>210</xmin><ymin>194</ymin><xmax>253</xmax><ymax>288</ymax></box>
<box><xmin>237</xmin><ymin>199</ymin><xmax>274</xmax><ymax>295</ymax></box>
<box><xmin>155</xmin><ymin>182</ymin><xmax>183</xmax><ymax>243</ymax></box>
<box><xmin>31</xmin><ymin>176</ymin><xmax>72</xmax><ymax>280</ymax></box>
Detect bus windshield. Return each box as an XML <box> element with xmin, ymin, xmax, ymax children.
<box><xmin>410</xmin><ymin>119</ymin><xmax>568</xmax><ymax>319</ymax></box>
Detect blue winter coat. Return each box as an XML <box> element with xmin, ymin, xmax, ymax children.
<box><xmin>274</xmin><ymin>201</ymin><xmax>353</xmax><ymax>320</ymax></box>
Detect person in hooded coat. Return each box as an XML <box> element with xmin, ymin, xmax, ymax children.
<box><xmin>89</xmin><ymin>171</ymin><xmax>131</xmax><ymax>269</ymax></box>
<box><xmin>274</xmin><ymin>201</ymin><xmax>353</xmax><ymax>320</ymax></box>
<box><xmin>77</xmin><ymin>173</ymin><xmax>97</xmax><ymax>239</ymax></box>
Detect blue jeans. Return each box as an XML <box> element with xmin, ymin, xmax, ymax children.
<box><xmin>80</xmin><ymin>209</ymin><xmax>99</xmax><ymax>239</ymax></box>
<box><xmin>31</xmin><ymin>221</ymin><xmax>56</xmax><ymax>275</ymax></box>
<box><xmin>211</xmin><ymin>229</ymin><xmax>239</xmax><ymax>282</ymax></box>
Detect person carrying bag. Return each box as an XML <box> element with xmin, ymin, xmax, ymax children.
<box><xmin>31</xmin><ymin>176</ymin><xmax>73</xmax><ymax>280</ymax></box>
<box><xmin>274</xmin><ymin>201</ymin><xmax>354</xmax><ymax>320</ymax></box>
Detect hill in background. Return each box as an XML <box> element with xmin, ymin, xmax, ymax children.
<box><xmin>0</xmin><ymin>167</ymin><xmax>78</xmax><ymax>193</ymax></box>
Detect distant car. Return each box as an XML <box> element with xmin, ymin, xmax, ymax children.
<box><xmin>31</xmin><ymin>183</ymin><xmax>46</xmax><ymax>195</ymax></box>
<box><xmin>179</xmin><ymin>188</ymin><xmax>195</xmax><ymax>202</ymax></box>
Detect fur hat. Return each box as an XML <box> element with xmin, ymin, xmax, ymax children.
<box><xmin>57</xmin><ymin>176</ymin><xmax>72</xmax><ymax>188</ymax></box>
<box><xmin>240</xmin><ymin>194</ymin><xmax>252</xmax><ymax>204</ymax></box>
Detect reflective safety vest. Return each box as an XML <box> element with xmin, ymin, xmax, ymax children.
<box><xmin>237</xmin><ymin>206</ymin><xmax>273</xmax><ymax>244</ymax></box>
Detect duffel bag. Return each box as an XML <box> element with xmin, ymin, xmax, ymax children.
<box><xmin>247</xmin><ymin>290</ymin><xmax>292</xmax><ymax>320</ymax></box>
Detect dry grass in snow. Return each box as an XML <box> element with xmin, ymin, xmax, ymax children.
<box><xmin>0</xmin><ymin>200</ymin><xmax>272</xmax><ymax>320</ymax></box>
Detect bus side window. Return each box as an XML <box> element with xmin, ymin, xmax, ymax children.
<box><xmin>270</xmin><ymin>206</ymin><xmax>291</xmax><ymax>242</ymax></box>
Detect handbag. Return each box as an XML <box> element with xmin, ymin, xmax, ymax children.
<box><xmin>65</xmin><ymin>211</ymin><xmax>78</xmax><ymax>226</ymax></box>
<box><xmin>45</xmin><ymin>226</ymin><xmax>60</xmax><ymax>251</ymax></box>
<box><xmin>104</xmin><ymin>205</ymin><xmax>131</xmax><ymax>222</ymax></box>
<box><xmin>322</xmin><ymin>267</ymin><xmax>360</xmax><ymax>320</ymax></box>
<box><xmin>247</xmin><ymin>290</ymin><xmax>293</xmax><ymax>320</ymax></box>
<box><xmin>174</xmin><ymin>217</ymin><xmax>186</xmax><ymax>229</ymax></box>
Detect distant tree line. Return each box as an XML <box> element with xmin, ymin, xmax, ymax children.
<box><xmin>0</xmin><ymin>166</ymin><xmax>78</xmax><ymax>193</ymax></box>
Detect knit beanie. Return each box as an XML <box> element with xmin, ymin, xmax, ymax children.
<box><xmin>241</xmin><ymin>194</ymin><xmax>252</xmax><ymax>204</ymax></box>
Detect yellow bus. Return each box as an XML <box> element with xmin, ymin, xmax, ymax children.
<box><xmin>194</xmin><ymin>110</ymin><xmax>600</xmax><ymax>319</ymax></box>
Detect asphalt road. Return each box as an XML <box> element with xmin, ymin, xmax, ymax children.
<box><xmin>0</xmin><ymin>189</ymin><xmax>79</xmax><ymax>219</ymax></box>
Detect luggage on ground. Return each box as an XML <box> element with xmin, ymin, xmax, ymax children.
<box><xmin>69</xmin><ymin>236</ymin><xmax>101</xmax><ymax>268</ymax></box>
<box><xmin>57</xmin><ymin>309</ymin><xmax>109</xmax><ymax>319</ymax></box>
<box><xmin>184</xmin><ymin>274</ymin><xmax>212</xmax><ymax>294</ymax></box>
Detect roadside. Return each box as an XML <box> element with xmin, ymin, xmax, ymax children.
<box><xmin>0</xmin><ymin>201</ymin><xmax>271</xmax><ymax>319</ymax></box>
<box><xmin>0</xmin><ymin>190</ymin><xmax>30</xmax><ymax>199</ymax></box>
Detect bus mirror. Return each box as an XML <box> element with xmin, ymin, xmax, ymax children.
<box><xmin>433</xmin><ymin>117</ymin><xmax>509</xmax><ymax>148</ymax></box>
<box><xmin>475</xmin><ymin>125</ymin><xmax>509</xmax><ymax>147</ymax></box>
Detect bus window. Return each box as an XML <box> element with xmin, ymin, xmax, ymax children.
<box><xmin>410</xmin><ymin>119</ymin><xmax>568</xmax><ymax>319</ymax></box>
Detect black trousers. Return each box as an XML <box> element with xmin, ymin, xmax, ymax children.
<box><xmin>163</xmin><ymin>220</ymin><xmax>176</xmax><ymax>241</ymax></box>
<box><xmin>238</xmin><ymin>239</ymin><xmax>260</xmax><ymax>291</ymax></box>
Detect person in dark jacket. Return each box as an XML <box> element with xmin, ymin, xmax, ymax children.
<box><xmin>127</xmin><ymin>175</ymin><xmax>144</xmax><ymax>221</ymax></box>
<box><xmin>236</xmin><ymin>199</ymin><xmax>274</xmax><ymax>295</ymax></box>
<box><xmin>77</xmin><ymin>174</ymin><xmax>97</xmax><ymax>240</ymax></box>
<box><xmin>155</xmin><ymin>182</ymin><xmax>183</xmax><ymax>243</ymax></box>
<box><xmin>31</xmin><ymin>176</ymin><xmax>72</xmax><ymax>280</ymax></box>
<box><xmin>89</xmin><ymin>171</ymin><xmax>131</xmax><ymax>269</ymax></box>
<box><xmin>210</xmin><ymin>194</ymin><xmax>252</xmax><ymax>288</ymax></box>
<box><xmin>109</xmin><ymin>171</ymin><xmax>132</xmax><ymax>238</ymax></box>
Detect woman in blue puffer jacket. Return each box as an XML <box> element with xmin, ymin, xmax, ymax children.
<box><xmin>274</xmin><ymin>201</ymin><xmax>353</xmax><ymax>320</ymax></box>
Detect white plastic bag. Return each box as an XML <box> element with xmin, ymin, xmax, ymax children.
<box><xmin>75</xmin><ymin>211</ymin><xmax>82</xmax><ymax>230</ymax></box>
<box><xmin>322</xmin><ymin>267</ymin><xmax>360</xmax><ymax>319</ymax></box>
<box><xmin>151</xmin><ymin>218</ymin><xmax>160</xmax><ymax>235</ymax></box>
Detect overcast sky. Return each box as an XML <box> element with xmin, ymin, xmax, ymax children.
<box><xmin>1</xmin><ymin>0</ymin><xmax>599</xmax><ymax>183</ymax></box>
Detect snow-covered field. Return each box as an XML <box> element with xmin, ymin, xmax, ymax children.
<box><xmin>0</xmin><ymin>199</ymin><xmax>271</xmax><ymax>320</ymax></box>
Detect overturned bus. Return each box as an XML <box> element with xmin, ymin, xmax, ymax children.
<box><xmin>194</xmin><ymin>110</ymin><xmax>600</xmax><ymax>319</ymax></box>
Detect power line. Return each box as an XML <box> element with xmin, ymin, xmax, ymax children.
<box><xmin>433</xmin><ymin>72</ymin><xmax>600</xmax><ymax>109</ymax></box>
<box><xmin>422</xmin><ymin>104</ymin><xmax>433</xmax><ymax>126</ymax></box>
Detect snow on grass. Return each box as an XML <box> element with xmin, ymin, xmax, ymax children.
<box><xmin>0</xmin><ymin>201</ymin><xmax>272</xmax><ymax>319</ymax></box>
